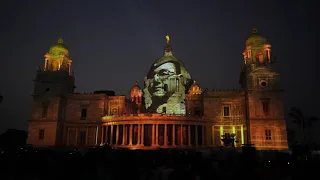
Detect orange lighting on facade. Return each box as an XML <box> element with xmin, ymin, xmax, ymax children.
<box><xmin>27</xmin><ymin>30</ymin><xmax>288</xmax><ymax>151</ymax></box>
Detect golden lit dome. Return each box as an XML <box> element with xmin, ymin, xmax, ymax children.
<box><xmin>188</xmin><ymin>80</ymin><xmax>202</xmax><ymax>95</ymax></box>
<box><xmin>130</xmin><ymin>81</ymin><xmax>142</xmax><ymax>98</ymax></box>
<box><xmin>246</xmin><ymin>28</ymin><xmax>267</xmax><ymax>46</ymax></box>
<box><xmin>49</xmin><ymin>37</ymin><xmax>69</xmax><ymax>56</ymax></box>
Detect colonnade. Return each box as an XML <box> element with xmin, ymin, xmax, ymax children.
<box><xmin>101</xmin><ymin>124</ymin><xmax>207</xmax><ymax>148</ymax></box>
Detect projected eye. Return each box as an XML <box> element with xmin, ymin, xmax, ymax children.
<box><xmin>159</xmin><ymin>69</ymin><xmax>175</xmax><ymax>76</ymax></box>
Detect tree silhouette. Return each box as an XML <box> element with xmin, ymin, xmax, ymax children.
<box><xmin>288</xmin><ymin>107</ymin><xmax>320</xmax><ymax>143</ymax></box>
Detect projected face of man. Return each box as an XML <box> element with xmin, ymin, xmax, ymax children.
<box><xmin>150</xmin><ymin>62</ymin><xmax>176</xmax><ymax>97</ymax></box>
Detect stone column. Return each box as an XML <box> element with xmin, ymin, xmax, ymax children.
<box><xmin>172</xmin><ymin>124</ymin><xmax>175</xmax><ymax>146</ymax></box>
<box><xmin>116</xmin><ymin>126</ymin><xmax>119</xmax><ymax>145</ymax></box>
<box><xmin>155</xmin><ymin>124</ymin><xmax>159</xmax><ymax>146</ymax></box>
<box><xmin>125</xmin><ymin>125</ymin><xmax>128</xmax><ymax>145</ymax></box>
<box><xmin>129</xmin><ymin>124</ymin><xmax>133</xmax><ymax>145</ymax></box>
<box><xmin>85</xmin><ymin>127</ymin><xmax>89</xmax><ymax>145</ymax></box>
<box><xmin>188</xmin><ymin>125</ymin><xmax>191</xmax><ymax>146</ymax></box>
<box><xmin>68</xmin><ymin>63</ymin><xmax>71</xmax><ymax>74</ymax></box>
<box><xmin>44</xmin><ymin>59</ymin><xmax>48</xmax><ymax>71</ymax></box>
<box><xmin>105</xmin><ymin>126</ymin><xmax>108</xmax><ymax>144</ymax></box>
<box><xmin>66</xmin><ymin>127</ymin><xmax>70</xmax><ymax>145</ymax></box>
<box><xmin>110</xmin><ymin>125</ymin><xmax>113</xmax><ymax>145</ymax></box>
<box><xmin>141</xmin><ymin>124</ymin><xmax>144</xmax><ymax>145</ymax></box>
<box><xmin>202</xmin><ymin>126</ymin><xmax>205</xmax><ymax>147</ymax></box>
<box><xmin>180</xmin><ymin>125</ymin><xmax>183</xmax><ymax>146</ymax></box>
<box><xmin>122</xmin><ymin>125</ymin><xmax>125</xmax><ymax>145</ymax></box>
<box><xmin>164</xmin><ymin>124</ymin><xmax>167</xmax><ymax>146</ymax></box>
<box><xmin>266</xmin><ymin>49</ymin><xmax>271</xmax><ymax>62</ymax></box>
<box><xmin>138</xmin><ymin>124</ymin><xmax>141</xmax><ymax>145</ymax></box>
<box><xmin>75</xmin><ymin>128</ymin><xmax>79</xmax><ymax>145</ymax></box>
<box><xmin>152</xmin><ymin>124</ymin><xmax>155</xmax><ymax>145</ymax></box>
<box><xmin>195</xmin><ymin>125</ymin><xmax>198</xmax><ymax>147</ymax></box>
<box><xmin>212</xmin><ymin>126</ymin><xmax>215</xmax><ymax>146</ymax></box>
<box><xmin>100</xmin><ymin>126</ymin><xmax>104</xmax><ymax>145</ymax></box>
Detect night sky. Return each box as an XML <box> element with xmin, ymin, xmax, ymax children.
<box><xmin>0</xmin><ymin>1</ymin><xmax>318</xmax><ymax>139</ymax></box>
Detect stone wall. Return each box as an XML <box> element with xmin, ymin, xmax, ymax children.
<box><xmin>28</xmin><ymin>97</ymin><xmax>64</xmax><ymax>146</ymax></box>
<box><xmin>248</xmin><ymin>90</ymin><xmax>288</xmax><ymax>150</ymax></box>
<box><xmin>247</xmin><ymin>90</ymin><xmax>284</xmax><ymax>119</ymax></box>
<box><xmin>185</xmin><ymin>94</ymin><xmax>202</xmax><ymax>115</ymax></box>
<box><xmin>66</xmin><ymin>94</ymin><xmax>107</xmax><ymax>122</ymax></box>
<box><xmin>62</xmin><ymin>94</ymin><xmax>133</xmax><ymax>146</ymax></box>
<box><xmin>203</xmin><ymin>90</ymin><xmax>246</xmax><ymax>125</ymax></box>
<box><xmin>27</xmin><ymin>122</ymin><xmax>58</xmax><ymax>146</ymax></box>
<box><xmin>30</xmin><ymin>97</ymin><xmax>62</xmax><ymax>121</ymax></box>
<box><xmin>202</xmin><ymin>90</ymin><xmax>247</xmax><ymax>146</ymax></box>
<box><xmin>250</xmin><ymin>119</ymin><xmax>288</xmax><ymax>150</ymax></box>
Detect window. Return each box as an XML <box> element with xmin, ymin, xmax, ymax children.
<box><xmin>194</xmin><ymin>107</ymin><xmax>201</xmax><ymax>116</ymax></box>
<box><xmin>41</xmin><ymin>102</ymin><xmax>48</xmax><ymax>118</ymax></box>
<box><xmin>265</xmin><ymin>129</ymin><xmax>272</xmax><ymax>140</ymax></box>
<box><xmin>260</xmin><ymin>81</ymin><xmax>267</xmax><ymax>87</ymax></box>
<box><xmin>79</xmin><ymin>131</ymin><xmax>86</xmax><ymax>144</ymax></box>
<box><xmin>223</xmin><ymin>106</ymin><xmax>230</xmax><ymax>117</ymax></box>
<box><xmin>39</xmin><ymin>129</ymin><xmax>45</xmax><ymax>140</ymax></box>
<box><xmin>261</xmin><ymin>98</ymin><xmax>270</xmax><ymax>115</ymax></box>
<box><xmin>162</xmin><ymin>107</ymin><xmax>166</xmax><ymax>113</ymax></box>
<box><xmin>81</xmin><ymin>108</ymin><xmax>87</xmax><ymax>120</ymax></box>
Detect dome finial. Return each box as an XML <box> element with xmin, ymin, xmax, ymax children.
<box><xmin>164</xmin><ymin>34</ymin><xmax>172</xmax><ymax>56</ymax></box>
<box><xmin>165</xmin><ymin>35</ymin><xmax>170</xmax><ymax>44</ymax></box>
<box><xmin>58</xmin><ymin>37</ymin><xmax>63</xmax><ymax>44</ymax></box>
<box><xmin>252</xmin><ymin>28</ymin><xmax>258</xmax><ymax>34</ymax></box>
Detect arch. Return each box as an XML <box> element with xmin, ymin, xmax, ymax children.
<box><xmin>51</xmin><ymin>61</ymin><xmax>59</xmax><ymax>71</ymax></box>
<box><xmin>256</xmin><ymin>52</ymin><xmax>264</xmax><ymax>64</ymax></box>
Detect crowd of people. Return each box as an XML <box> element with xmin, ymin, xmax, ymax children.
<box><xmin>0</xmin><ymin>145</ymin><xmax>317</xmax><ymax>180</ymax></box>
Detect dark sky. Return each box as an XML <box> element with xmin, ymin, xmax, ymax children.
<box><xmin>0</xmin><ymin>0</ymin><xmax>318</xmax><ymax>136</ymax></box>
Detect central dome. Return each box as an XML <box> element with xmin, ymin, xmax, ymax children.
<box><xmin>146</xmin><ymin>55</ymin><xmax>191</xmax><ymax>80</ymax></box>
<box><xmin>142</xmin><ymin>35</ymin><xmax>193</xmax><ymax>115</ymax></box>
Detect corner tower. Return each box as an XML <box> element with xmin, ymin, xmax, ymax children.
<box><xmin>240</xmin><ymin>28</ymin><xmax>279</xmax><ymax>90</ymax></box>
<box><xmin>44</xmin><ymin>37</ymin><xmax>72</xmax><ymax>73</ymax></box>
<box><xmin>142</xmin><ymin>35</ymin><xmax>193</xmax><ymax>115</ymax></box>
<box><xmin>240</xmin><ymin>28</ymin><xmax>288</xmax><ymax>150</ymax></box>
<box><xmin>185</xmin><ymin>80</ymin><xmax>203</xmax><ymax>116</ymax></box>
<box><xmin>27</xmin><ymin>38</ymin><xmax>75</xmax><ymax>147</ymax></box>
<box><xmin>130</xmin><ymin>81</ymin><xmax>143</xmax><ymax>114</ymax></box>
<box><xmin>33</xmin><ymin>38</ymin><xmax>75</xmax><ymax>97</ymax></box>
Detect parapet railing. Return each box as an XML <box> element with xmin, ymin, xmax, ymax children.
<box><xmin>102</xmin><ymin>113</ymin><xmax>204</xmax><ymax>121</ymax></box>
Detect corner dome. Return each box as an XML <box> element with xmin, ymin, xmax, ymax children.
<box><xmin>49</xmin><ymin>37</ymin><xmax>69</xmax><ymax>56</ymax></box>
<box><xmin>189</xmin><ymin>80</ymin><xmax>202</xmax><ymax>95</ymax></box>
<box><xmin>246</xmin><ymin>28</ymin><xmax>267</xmax><ymax>46</ymax></box>
<box><xmin>130</xmin><ymin>81</ymin><xmax>142</xmax><ymax>98</ymax></box>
